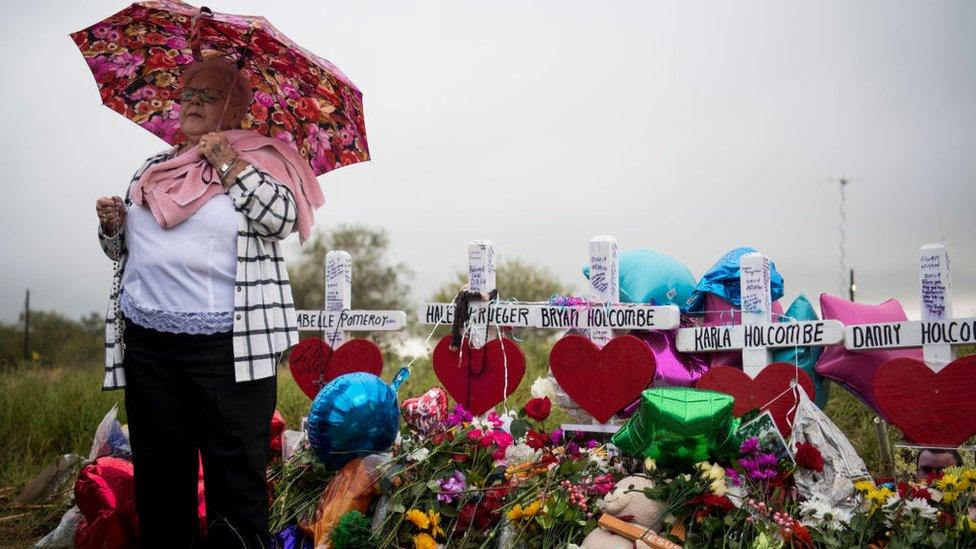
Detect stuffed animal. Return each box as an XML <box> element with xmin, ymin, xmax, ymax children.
<box><xmin>581</xmin><ymin>475</ymin><xmax>669</xmax><ymax>549</ymax></box>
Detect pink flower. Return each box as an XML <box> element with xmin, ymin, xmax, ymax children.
<box><xmin>141</xmin><ymin>115</ymin><xmax>180</xmax><ymax>142</ymax></box>
<box><xmin>254</xmin><ymin>91</ymin><xmax>275</xmax><ymax>108</ymax></box>
<box><xmin>165</xmin><ymin>36</ymin><xmax>187</xmax><ymax>49</ymax></box>
<box><xmin>111</xmin><ymin>51</ymin><xmax>144</xmax><ymax>78</ymax></box>
<box><xmin>484</xmin><ymin>412</ymin><xmax>503</xmax><ymax>429</ymax></box>
<box><xmin>466</xmin><ymin>429</ymin><xmax>485</xmax><ymax>443</ymax></box>
<box><xmin>92</xmin><ymin>25</ymin><xmax>111</xmax><ymax>39</ymax></box>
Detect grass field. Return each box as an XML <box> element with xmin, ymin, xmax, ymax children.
<box><xmin>0</xmin><ymin>341</ymin><xmax>938</xmax><ymax>545</ymax></box>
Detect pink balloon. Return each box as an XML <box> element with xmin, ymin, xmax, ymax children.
<box><xmin>630</xmin><ymin>329</ymin><xmax>710</xmax><ymax>387</ymax></box>
<box><xmin>814</xmin><ymin>294</ymin><xmax>922</xmax><ymax>416</ymax></box>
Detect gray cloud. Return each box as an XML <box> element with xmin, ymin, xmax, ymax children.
<box><xmin>1</xmin><ymin>0</ymin><xmax>974</xmax><ymax>322</ymax></box>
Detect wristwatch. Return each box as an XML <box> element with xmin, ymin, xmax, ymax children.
<box><xmin>217</xmin><ymin>158</ymin><xmax>239</xmax><ymax>181</ymax></box>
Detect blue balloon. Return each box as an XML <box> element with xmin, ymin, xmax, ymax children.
<box><xmin>685</xmin><ymin>247</ymin><xmax>785</xmax><ymax>313</ymax></box>
<box><xmin>771</xmin><ymin>294</ymin><xmax>829</xmax><ymax>407</ymax></box>
<box><xmin>582</xmin><ymin>250</ymin><xmax>696</xmax><ymax>307</ymax></box>
<box><xmin>307</xmin><ymin>372</ymin><xmax>400</xmax><ymax>469</ymax></box>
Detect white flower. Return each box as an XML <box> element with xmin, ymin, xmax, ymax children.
<box><xmin>407</xmin><ymin>447</ymin><xmax>429</xmax><ymax>463</ymax></box>
<box><xmin>644</xmin><ymin>458</ymin><xmax>657</xmax><ymax>472</ymax></box>
<box><xmin>799</xmin><ymin>497</ymin><xmax>851</xmax><ymax>528</ymax></box>
<box><xmin>504</xmin><ymin>443</ymin><xmax>542</xmax><ymax>467</ymax></box>
<box><xmin>896</xmin><ymin>497</ymin><xmax>938</xmax><ymax>523</ymax></box>
<box><xmin>588</xmin><ymin>450</ymin><xmax>609</xmax><ymax>471</ymax></box>
<box><xmin>710</xmin><ymin>479</ymin><xmax>727</xmax><ymax>496</ymax></box>
<box><xmin>531</xmin><ymin>376</ymin><xmax>557</xmax><ymax>401</ymax></box>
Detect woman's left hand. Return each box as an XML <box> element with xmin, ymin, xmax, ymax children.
<box><xmin>198</xmin><ymin>132</ymin><xmax>238</xmax><ymax>169</ymax></box>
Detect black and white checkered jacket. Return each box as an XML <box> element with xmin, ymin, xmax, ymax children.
<box><xmin>98</xmin><ymin>151</ymin><xmax>300</xmax><ymax>390</ymax></box>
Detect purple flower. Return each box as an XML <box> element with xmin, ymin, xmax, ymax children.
<box><xmin>550</xmin><ymin>428</ymin><xmax>564</xmax><ymax>444</ymax></box>
<box><xmin>446</xmin><ymin>404</ymin><xmax>473</xmax><ymax>427</ymax></box>
<box><xmin>438</xmin><ymin>471</ymin><xmax>467</xmax><ymax>503</ymax></box>
<box><xmin>585</xmin><ymin>440</ymin><xmax>599</xmax><ymax>449</ymax></box>
<box><xmin>565</xmin><ymin>442</ymin><xmax>580</xmax><ymax>457</ymax></box>
<box><xmin>726</xmin><ymin>468</ymin><xmax>741</xmax><ymax>487</ymax></box>
<box><xmin>739</xmin><ymin>437</ymin><xmax>759</xmax><ymax>455</ymax></box>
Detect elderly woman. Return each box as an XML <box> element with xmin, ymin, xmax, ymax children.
<box><xmin>94</xmin><ymin>57</ymin><xmax>320</xmax><ymax>547</ymax></box>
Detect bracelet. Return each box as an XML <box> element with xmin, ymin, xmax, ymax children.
<box><xmin>217</xmin><ymin>158</ymin><xmax>239</xmax><ymax>180</ymax></box>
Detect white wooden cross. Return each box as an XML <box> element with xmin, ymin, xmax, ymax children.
<box><xmin>419</xmin><ymin>240</ymin><xmax>536</xmax><ymax>347</ymax></box>
<box><xmin>560</xmin><ymin>236</ymin><xmax>681</xmax><ymax>434</ymax></box>
<box><xmin>295</xmin><ymin>250</ymin><xmax>407</xmax><ymax>344</ymax></box>
<box><xmin>418</xmin><ymin>237</ymin><xmax>682</xmax><ymax>345</ymax></box>
<box><xmin>676</xmin><ymin>251</ymin><xmax>844</xmax><ymax>378</ymax></box>
<box><xmin>843</xmin><ymin>243</ymin><xmax>974</xmax><ymax>372</ymax></box>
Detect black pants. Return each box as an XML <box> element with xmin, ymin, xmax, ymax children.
<box><xmin>123</xmin><ymin>319</ymin><xmax>276</xmax><ymax>548</ymax></box>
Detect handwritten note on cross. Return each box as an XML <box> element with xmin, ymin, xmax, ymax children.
<box><xmin>419</xmin><ymin>241</ymin><xmax>536</xmax><ymax>349</ymax></box>
<box><xmin>844</xmin><ymin>243</ymin><xmax>974</xmax><ymax>372</ymax></box>
<box><xmin>295</xmin><ymin>250</ymin><xmax>406</xmax><ymax>345</ymax></box>
<box><xmin>676</xmin><ymin>251</ymin><xmax>844</xmax><ymax>378</ymax></box>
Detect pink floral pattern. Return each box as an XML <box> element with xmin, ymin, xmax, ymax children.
<box><xmin>70</xmin><ymin>0</ymin><xmax>369</xmax><ymax>176</ymax></box>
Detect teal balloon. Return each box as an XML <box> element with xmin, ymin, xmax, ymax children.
<box><xmin>582</xmin><ymin>250</ymin><xmax>696</xmax><ymax>307</ymax></box>
<box><xmin>611</xmin><ymin>387</ymin><xmax>742</xmax><ymax>469</ymax></box>
<box><xmin>307</xmin><ymin>372</ymin><xmax>400</xmax><ymax>469</ymax></box>
<box><xmin>771</xmin><ymin>294</ymin><xmax>829</xmax><ymax>407</ymax></box>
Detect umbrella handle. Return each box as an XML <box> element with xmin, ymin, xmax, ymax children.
<box><xmin>190</xmin><ymin>7</ymin><xmax>214</xmax><ymax>62</ymax></box>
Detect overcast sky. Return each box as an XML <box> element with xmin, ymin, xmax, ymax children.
<box><xmin>1</xmin><ymin>0</ymin><xmax>974</xmax><ymax>323</ymax></box>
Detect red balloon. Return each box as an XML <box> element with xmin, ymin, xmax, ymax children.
<box><xmin>75</xmin><ymin>457</ymin><xmax>139</xmax><ymax>549</ymax></box>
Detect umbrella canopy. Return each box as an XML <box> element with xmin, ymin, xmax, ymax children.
<box><xmin>70</xmin><ymin>0</ymin><xmax>369</xmax><ymax>176</ymax></box>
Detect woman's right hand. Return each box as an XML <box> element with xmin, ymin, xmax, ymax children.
<box><xmin>96</xmin><ymin>196</ymin><xmax>126</xmax><ymax>236</ymax></box>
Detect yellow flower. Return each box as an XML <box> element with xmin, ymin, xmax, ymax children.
<box><xmin>413</xmin><ymin>532</ymin><xmax>437</xmax><ymax>549</ymax></box>
<box><xmin>524</xmin><ymin>499</ymin><xmax>543</xmax><ymax>518</ymax></box>
<box><xmin>960</xmin><ymin>468</ymin><xmax>976</xmax><ymax>484</ymax></box>
<box><xmin>936</xmin><ymin>474</ymin><xmax>961</xmax><ymax>496</ymax></box>
<box><xmin>854</xmin><ymin>480</ymin><xmax>876</xmax><ymax>493</ymax></box>
<box><xmin>507</xmin><ymin>503</ymin><xmax>524</xmax><ymax>522</ymax></box>
<box><xmin>710</xmin><ymin>479</ymin><xmax>727</xmax><ymax>496</ymax></box>
<box><xmin>406</xmin><ymin>508</ymin><xmax>430</xmax><ymax>530</ymax></box>
<box><xmin>644</xmin><ymin>458</ymin><xmax>657</xmax><ymax>472</ymax></box>
<box><xmin>427</xmin><ymin>510</ymin><xmax>444</xmax><ymax>539</ymax></box>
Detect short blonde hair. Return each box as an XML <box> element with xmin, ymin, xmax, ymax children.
<box><xmin>181</xmin><ymin>56</ymin><xmax>251</xmax><ymax>110</ymax></box>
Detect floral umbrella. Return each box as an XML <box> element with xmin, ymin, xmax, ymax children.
<box><xmin>70</xmin><ymin>0</ymin><xmax>368</xmax><ymax>176</ymax></box>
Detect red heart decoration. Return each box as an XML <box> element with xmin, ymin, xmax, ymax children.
<box><xmin>696</xmin><ymin>363</ymin><xmax>815</xmax><ymax>437</ymax></box>
<box><xmin>289</xmin><ymin>338</ymin><xmax>384</xmax><ymax>399</ymax></box>
<box><xmin>873</xmin><ymin>356</ymin><xmax>976</xmax><ymax>447</ymax></box>
<box><xmin>401</xmin><ymin>387</ymin><xmax>449</xmax><ymax>435</ymax></box>
<box><xmin>549</xmin><ymin>335</ymin><xmax>656</xmax><ymax>424</ymax></box>
<box><xmin>432</xmin><ymin>336</ymin><xmax>526</xmax><ymax>417</ymax></box>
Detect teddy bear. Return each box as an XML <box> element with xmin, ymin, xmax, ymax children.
<box><xmin>580</xmin><ymin>475</ymin><xmax>669</xmax><ymax>549</ymax></box>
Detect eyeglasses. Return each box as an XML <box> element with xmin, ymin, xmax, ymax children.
<box><xmin>179</xmin><ymin>87</ymin><xmax>225</xmax><ymax>103</ymax></box>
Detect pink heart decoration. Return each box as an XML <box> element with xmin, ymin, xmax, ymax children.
<box><xmin>873</xmin><ymin>356</ymin><xmax>976</xmax><ymax>447</ymax></box>
<box><xmin>696</xmin><ymin>363</ymin><xmax>815</xmax><ymax>437</ymax></box>
<box><xmin>549</xmin><ymin>335</ymin><xmax>656</xmax><ymax>424</ymax></box>
<box><xmin>401</xmin><ymin>387</ymin><xmax>449</xmax><ymax>435</ymax></box>
<box><xmin>432</xmin><ymin>336</ymin><xmax>525</xmax><ymax>417</ymax></box>
<box><xmin>288</xmin><ymin>338</ymin><xmax>384</xmax><ymax>399</ymax></box>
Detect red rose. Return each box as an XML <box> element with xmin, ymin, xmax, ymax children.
<box><xmin>523</xmin><ymin>397</ymin><xmax>552</xmax><ymax>422</ymax></box>
<box><xmin>249</xmin><ymin>103</ymin><xmax>269</xmax><ymax>121</ymax></box>
<box><xmin>525</xmin><ymin>429</ymin><xmax>549</xmax><ymax>450</ymax></box>
<box><xmin>294</xmin><ymin>96</ymin><xmax>320</xmax><ymax>121</ymax></box>
<box><xmin>794</xmin><ymin>442</ymin><xmax>824</xmax><ymax>472</ymax></box>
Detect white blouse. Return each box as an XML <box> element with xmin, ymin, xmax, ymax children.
<box><xmin>120</xmin><ymin>196</ymin><xmax>239</xmax><ymax>334</ymax></box>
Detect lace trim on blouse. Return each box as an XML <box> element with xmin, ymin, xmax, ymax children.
<box><xmin>120</xmin><ymin>290</ymin><xmax>233</xmax><ymax>335</ymax></box>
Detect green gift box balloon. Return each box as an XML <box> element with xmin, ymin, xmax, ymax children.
<box><xmin>612</xmin><ymin>387</ymin><xmax>743</xmax><ymax>468</ymax></box>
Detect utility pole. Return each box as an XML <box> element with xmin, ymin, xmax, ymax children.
<box><xmin>23</xmin><ymin>289</ymin><xmax>30</xmax><ymax>362</ymax></box>
<box><xmin>838</xmin><ymin>177</ymin><xmax>849</xmax><ymax>298</ymax></box>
